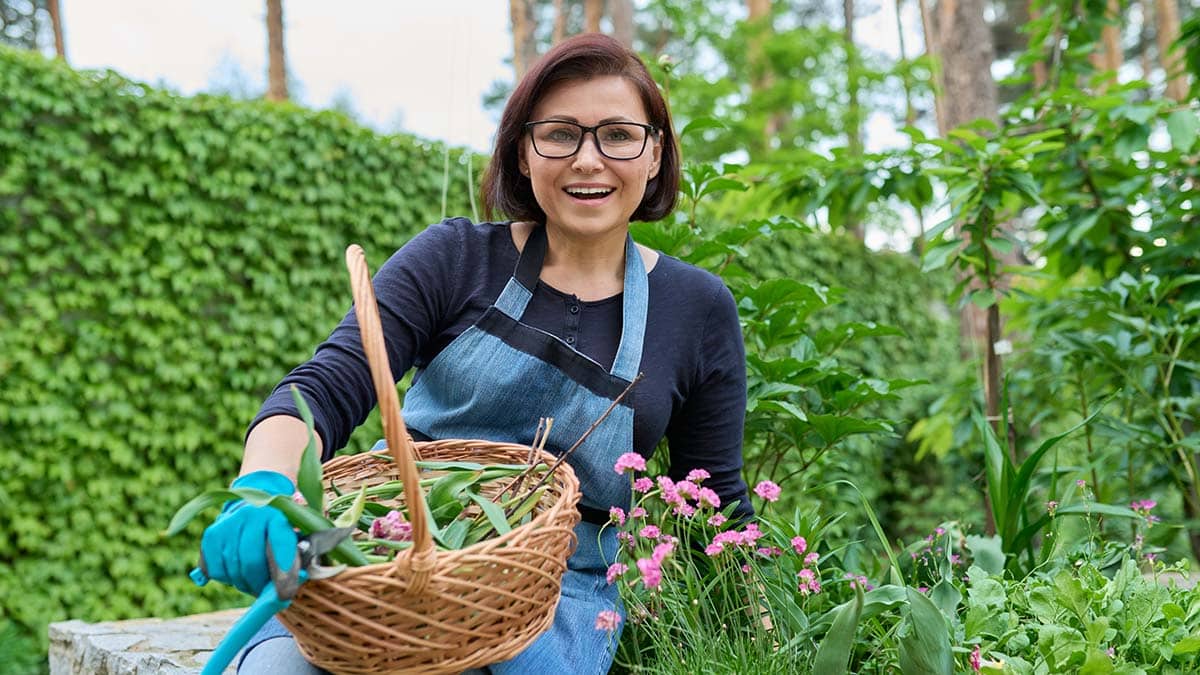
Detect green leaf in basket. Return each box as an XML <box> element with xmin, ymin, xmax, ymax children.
<box><xmin>468</xmin><ymin>491</ymin><xmax>512</xmax><ymax>536</ymax></box>
<box><xmin>437</xmin><ymin>519</ymin><xmax>471</xmax><ymax>550</ymax></box>
<box><xmin>426</xmin><ymin>470</ymin><xmax>481</xmax><ymax>524</ymax></box>
<box><xmin>290</xmin><ymin>385</ymin><xmax>324</xmax><ymax>514</ymax></box>
<box><xmin>507</xmin><ymin>486</ymin><xmax>546</xmax><ymax>526</ymax></box>
<box><xmin>333</xmin><ymin>485</ymin><xmax>368</xmax><ymax>529</ymax></box>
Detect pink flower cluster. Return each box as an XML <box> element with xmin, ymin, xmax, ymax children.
<box><xmin>1131</xmin><ymin>499</ymin><xmax>1158</xmax><ymax>523</ymax></box>
<box><xmin>843</xmin><ymin>572</ymin><xmax>873</xmax><ymax>590</ymax></box>
<box><xmin>370</xmin><ymin>510</ymin><xmax>412</xmax><ymax>542</ymax></box>
<box><xmin>614</xmin><ymin>452</ymin><xmax>647</xmax><ymax>475</ymax></box>
<box><xmin>704</xmin><ymin>523</ymin><xmax>765</xmax><ymax>556</ymax></box>
<box><xmin>753</xmin><ymin>480</ymin><xmax>781</xmax><ymax>502</ymax></box>
<box><xmin>656</xmin><ymin>475</ymin><xmax>721</xmax><ymax>518</ymax></box>
<box><xmin>594</xmin><ymin>609</ymin><xmax>621</xmax><ymax>633</ymax></box>
<box><xmin>635</xmin><ymin>540</ymin><xmax>676</xmax><ymax>590</ymax></box>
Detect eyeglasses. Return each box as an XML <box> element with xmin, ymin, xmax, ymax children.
<box><xmin>524</xmin><ymin>120</ymin><xmax>657</xmax><ymax>160</ymax></box>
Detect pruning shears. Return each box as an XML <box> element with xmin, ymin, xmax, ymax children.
<box><xmin>190</xmin><ymin>527</ymin><xmax>353</xmax><ymax>675</ymax></box>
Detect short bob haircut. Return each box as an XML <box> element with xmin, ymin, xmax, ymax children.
<box><xmin>482</xmin><ymin>33</ymin><xmax>680</xmax><ymax>224</ymax></box>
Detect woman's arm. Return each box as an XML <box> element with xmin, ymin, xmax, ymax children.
<box><xmin>237</xmin><ymin>414</ymin><xmax>322</xmax><ymax>480</ymax></box>
<box><xmin>665</xmin><ymin>281</ymin><xmax>754</xmax><ymax>521</ymax></box>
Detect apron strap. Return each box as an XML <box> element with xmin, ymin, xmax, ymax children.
<box><xmin>494</xmin><ymin>224</ymin><xmax>648</xmax><ymax>382</ymax></box>
<box><xmin>610</xmin><ymin>234</ymin><xmax>647</xmax><ymax>381</ymax></box>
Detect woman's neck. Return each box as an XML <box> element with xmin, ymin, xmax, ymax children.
<box><xmin>540</xmin><ymin>224</ymin><xmax>628</xmax><ymax>301</ymax></box>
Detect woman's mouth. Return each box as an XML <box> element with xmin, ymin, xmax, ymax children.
<box><xmin>564</xmin><ymin>186</ymin><xmax>616</xmax><ymax>203</ymax></box>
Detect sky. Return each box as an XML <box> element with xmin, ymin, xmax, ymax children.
<box><xmin>63</xmin><ymin>1</ymin><xmax>514</xmax><ymax>152</ymax></box>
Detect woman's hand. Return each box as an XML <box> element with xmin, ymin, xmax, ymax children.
<box><xmin>199</xmin><ymin>470</ymin><xmax>298</xmax><ymax>595</ymax></box>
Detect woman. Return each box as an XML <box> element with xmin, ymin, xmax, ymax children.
<box><xmin>205</xmin><ymin>33</ymin><xmax>753</xmax><ymax>674</ymax></box>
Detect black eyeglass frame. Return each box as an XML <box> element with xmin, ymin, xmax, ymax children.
<box><xmin>523</xmin><ymin>120</ymin><xmax>659</xmax><ymax>160</ymax></box>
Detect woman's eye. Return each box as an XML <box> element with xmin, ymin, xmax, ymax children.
<box><xmin>546</xmin><ymin>128</ymin><xmax>579</xmax><ymax>142</ymax></box>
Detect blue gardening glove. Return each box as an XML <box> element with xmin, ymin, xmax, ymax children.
<box><xmin>199</xmin><ymin>470</ymin><xmax>298</xmax><ymax>596</ymax></box>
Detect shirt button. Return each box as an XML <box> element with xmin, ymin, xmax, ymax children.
<box><xmin>569</xmin><ymin>304</ymin><xmax>580</xmax><ymax>314</ymax></box>
<box><xmin>566</xmin><ymin>335</ymin><xmax>576</xmax><ymax>345</ymax></box>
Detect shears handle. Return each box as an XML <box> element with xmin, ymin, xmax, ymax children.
<box><xmin>200</xmin><ymin>574</ymin><xmax>306</xmax><ymax>675</ymax></box>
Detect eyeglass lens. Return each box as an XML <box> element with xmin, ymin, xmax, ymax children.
<box><xmin>529</xmin><ymin>122</ymin><xmax>648</xmax><ymax>159</ymax></box>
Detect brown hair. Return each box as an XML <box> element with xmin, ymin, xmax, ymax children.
<box><xmin>481</xmin><ymin>33</ymin><xmax>680</xmax><ymax>224</ymax></box>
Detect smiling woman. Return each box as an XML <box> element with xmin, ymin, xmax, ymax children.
<box><xmin>214</xmin><ymin>33</ymin><xmax>751</xmax><ymax>675</ymax></box>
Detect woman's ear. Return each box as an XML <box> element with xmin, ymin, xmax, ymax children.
<box><xmin>647</xmin><ymin>135</ymin><xmax>662</xmax><ymax>181</ymax></box>
<box><xmin>518</xmin><ymin>144</ymin><xmax>530</xmax><ymax>177</ymax></box>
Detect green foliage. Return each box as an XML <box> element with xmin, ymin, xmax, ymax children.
<box><xmin>0</xmin><ymin>45</ymin><xmax>475</xmax><ymax>655</ymax></box>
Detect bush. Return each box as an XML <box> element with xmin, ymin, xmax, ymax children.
<box><xmin>0</xmin><ymin>46</ymin><xmax>476</xmax><ymax>656</ymax></box>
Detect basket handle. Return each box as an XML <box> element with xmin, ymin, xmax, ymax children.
<box><xmin>345</xmin><ymin>245</ymin><xmax>436</xmax><ymax>586</ymax></box>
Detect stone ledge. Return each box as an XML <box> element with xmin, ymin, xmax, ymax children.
<box><xmin>48</xmin><ymin>609</ymin><xmax>244</xmax><ymax>675</ymax></box>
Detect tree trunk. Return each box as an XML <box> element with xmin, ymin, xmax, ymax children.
<box><xmin>510</xmin><ymin>0</ymin><xmax>538</xmax><ymax>80</ymax></box>
<box><xmin>930</xmin><ymin>0</ymin><xmax>1003</xmax><ymax>535</ymax></box>
<box><xmin>1090</xmin><ymin>0</ymin><xmax>1122</xmax><ymax>78</ymax></box>
<box><xmin>47</xmin><ymin>0</ymin><xmax>65</xmax><ymax>60</ymax></box>
<box><xmin>1155</xmin><ymin>0</ymin><xmax>1188</xmax><ymax>100</ymax></box>
<box><xmin>844</xmin><ymin>0</ymin><xmax>864</xmax><ymax>240</ymax></box>
<box><xmin>746</xmin><ymin>0</ymin><xmax>782</xmax><ymax>153</ymax></box>
<box><xmin>265</xmin><ymin>0</ymin><xmax>288</xmax><ymax>101</ymax></box>
<box><xmin>934</xmin><ymin>0</ymin><xmax>998</xmax><ymax>132</ymax></box>
<box><xmin>552</xmin><ymin>0</ymin><xmax>567</xmax><ymax>45</ymax></box>
<box><xmin>611</xmin><ymin>0</ymin><xmax>634</xmax><ymax>48</ymax></box>
<box><xmin>917</xmin><ymin>0</ymin><xmax>948</xmax><ymax>135</ymax></box>
<box><xmin>1029</xmin><ymin>0</ymin><xmax>1048</xmax><ymax>89</ymax></box>
<box><xmin>584</xmin><ymin>0</ymin><xmax>603</xmax><ymax>33</ymax></box>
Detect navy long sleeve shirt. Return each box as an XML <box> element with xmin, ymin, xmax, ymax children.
<box><xmin>251</xmin><ymin>218</ymin><xmax>752</xmax><ymax>519</ymax></box>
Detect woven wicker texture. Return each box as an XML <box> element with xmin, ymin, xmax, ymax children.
<box><xmin>277</xmin><ymin>245</ymin><xmax>581</xmax><ymax>674</ymax></box>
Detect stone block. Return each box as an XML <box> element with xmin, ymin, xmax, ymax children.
<box><xmin>48</xmin><ymin>609</ymin><xmax>244</xmax><ymax>675</ymax></box>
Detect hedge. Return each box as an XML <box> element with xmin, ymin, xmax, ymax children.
<box><xmin>0</xmin><ymin>46</ymin><xmax>477</xmax><ymax>665</ymax></box>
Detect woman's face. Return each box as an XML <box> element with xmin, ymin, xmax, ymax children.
<box><xmin>520</xmin><ymin>75</ymin><xmax>662</xmax><ymax>240</ymax></box>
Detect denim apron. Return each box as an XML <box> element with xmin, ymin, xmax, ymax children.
<box><xmin>239</xmin><ymin>225</ymin><xmax>641</xmax><ymax>674</ymax></box>
<box><xmin>403</xmin><ymin>224</ymin><xmax>643</xmax><ymax>674</ymax></box>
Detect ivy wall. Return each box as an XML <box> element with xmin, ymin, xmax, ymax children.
<box><xmin>0</xmin><ymin>46</ymin><xmax>476</xmax><ymax>664</ymax></box>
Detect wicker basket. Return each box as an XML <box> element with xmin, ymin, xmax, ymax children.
<box><xmin>277</xmin><ymin>245</ymin><xmax>582</xmax><ymax>674</ymax></box>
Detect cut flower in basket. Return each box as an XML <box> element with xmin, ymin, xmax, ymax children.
<box><xmin>166</xmin><ymin>386</ymin><xmax>556</xmax><ymax>564</ymax></box>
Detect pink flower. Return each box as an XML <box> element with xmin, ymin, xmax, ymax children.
<box><xmin>804</xmin><ymin>552</ymin><xmax>819</xmax><ymax>565</ymax></box>
<box><xmin>970</xmin><ymin>644</ymin><xmax>982</xmax><ymax>672</ymax></box>
<box><xmin>1131</xmin><ymin>499</ymin><xmax>1158</xmax><ymax>514</ymax></box>
<box><xmin>1046</xmin><ymin>500</ymin><xmax>1059</xmax><ymax>515</ymax></box>
<box><xmin>797</xmin><ymin>568</ymin><xmax>821</xmax><ymax>595</ymax></box>
<box><xmin>1106</xmin><ymin>647</ymin><xmax>1114</xmax><ymax>658</ymax></box>
<box><xmin>629</xmin><ymin>506</ymin><xmax>647</xmax><ymax>519</ymax></box>
<box><xmin>754</xmin><ymin>480</ymin><xmax>781</xmax><ymax>502</ymax></box>
<box><xmin>756</xmin><ymin>546</ymin><xmax>782</xmax><ymax>557</ymax></box>
<box><xmin>605</xmin><ymin>562</ymin><xmax>628</xmax><ymax>584</ymax></box>
<box><xmin>651</xmin><ymin>540</ymin><xmax>675</xmax><ymax>564</ymax></box>
<box><xmin>791</xmin><ymin>536</ymin><xmax>807</xmax><ymax>555</ymax></box>
<box><xmin>292</xmin><ymin>491</ymin><xmax>307</xmax><ymax>506</ymax></box>
<box><xmin>637</xmin><ymin>557</ymin><xmax>662</xmax><ymax>589</ymax></box>
<box><xmin>656</xmin><ymin>476</ymin><xmax>675</xmax><ymax>493</ymax></box>
<box><xmin>594</xmin><ymin>609</ymin><xmax>621</xmax><ymax>632</ymax></box>
<box><xmin>673</xmin><ymin>503</ymin><xmax>696</xmax><ymax>518</ymax></box>
<box><xmin>935</xmin><ymin>527</ymin><xmax>946</xmax><ymax>536</ymax></box>
<box><xmin>370</xmin><ymin>510</ymin><xmax>412</xmax><ymax>542</ymax></box>
<box><xmin>617</xmin><ymin>531</ymin><xmax>635</xmax><ymax>546</ymax></box>
<box><xmin>705</xmin><ymin>543</ymin><xmax>724</xmax><ymax>556</ymax></box>
<box><xmin>707</xmin><ymin>514</ymin><xmax>727</xmax><ymax>527</ymax></box>
<box><xmin>686</xmin><ymin>468</ymin><xmax>710</xmax><ymax>483</ymax></box>
<box><xmin>697</xmin><ymin>487</ymin><xmax>721</xmax><ymax>509</ymax></box>
<box><xmin>1076</xmin><ymin>479</ymin><xmax>1087</xmax><ymax>489</ymax></box>
<box><xmin>632</xmin><ymin>477</ymin><xmax>654</xmax><ymax>493</ymax></box>
<box><xmin>639</xmin><ymin>525</ymin><xmax>661</xmax><ymax>540</ymax></box>
<box><xmin>740</xmin><ymin>523</ymin><xmax>764</xmax><ymax>545</ymax></box>
<box><xmin>675</xmin><ymin>481</ymin><xmax>700</xmax><ymax>500</ymax></box>
<box><xmin>609</xmin><ymin>506</ymin><xmax>626</xmax><ymax>525</ymax></box>
<box><xmin>741</xmin><ymin>564</ymin><xmax>752</xmax><ymax>573</ymax></box>
<box><xmin>614</xmin><ymin>452</ymin><xmax>646</xmax><ymax>474</ymax></box>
